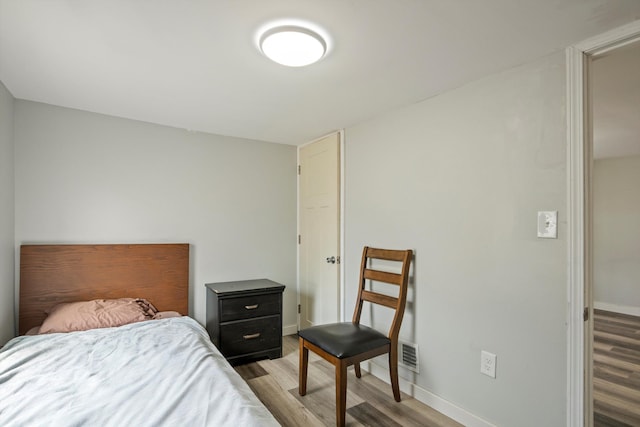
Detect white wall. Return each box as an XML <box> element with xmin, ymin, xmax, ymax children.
<box><xmin>14</xmin><ymin>101</ymin><xmax>297</xmax><ymax>330</ymax></box>
<box><xmin>344</xmin><ymin>52</ymin><xmax>567</xmax><ymax>426</ymax></box>
<box><xmin>0</xmin><ymin>81</ymin><xmax>14</xmax><ymax>346</ymax></box>
<box><xmin>593</xmin><ymin>155</ymin><xmax>640</xmax><ymax>314</ymax></box>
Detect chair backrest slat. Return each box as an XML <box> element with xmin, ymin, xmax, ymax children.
<box><xmin>365</xmin><ymin>248</ymin><xmax>408</xmax><ymax>262</ymax></box>
<box><xmin>352</xmin><ymin>246</ymin><xmax>413</xmax><ymax>341</ymax></box>
<box><xmin>363</xmin><ymin>269</ymin><xmax>403</xmax><ymax>285</ymax></box>
<box><xmin>361</xmin><ymin>289</ymin><xmax>398</xmax><ymax>308</ymax></box>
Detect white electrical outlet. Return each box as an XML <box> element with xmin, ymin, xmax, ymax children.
<box><xmin>537</xmin><ymin>211</ymin><xmax>558</xmax><ymax>238</ymax></box>
<box><xmin>480</xmin><ymin>350</ymin><xmax>497</xmax><ymax>378</ymax></box>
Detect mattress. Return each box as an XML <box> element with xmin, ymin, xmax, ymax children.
<box><xmin>0</xmin><ymin>316</ymin><xmax>279</xmax><ymax>426</ymax></box>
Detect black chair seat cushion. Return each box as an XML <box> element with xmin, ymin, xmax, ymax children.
<box><xmin>298</xmin><ymin>322</ymin><xmax>390</xmax><ymax>359</ymax></box>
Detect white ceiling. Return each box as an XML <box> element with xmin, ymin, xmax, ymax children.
<box><xmin>1</xmin><ymin>1</ymin><xmax>639</xmax><ymax>145</ymax></box>
<box><xmin>592</xmin><ymin>41</ymin><xmax>640</xmax><ymax>159</ymax></box>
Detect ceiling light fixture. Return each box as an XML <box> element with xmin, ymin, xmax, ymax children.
<box><xmin>259</xmin><ymin>25</ymin><xmax>327</xmax><ymax>67</ymax></box>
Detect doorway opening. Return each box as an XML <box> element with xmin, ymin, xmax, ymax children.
<box><xmin>590</xmin><ymin>39</ymin><xmax>640</xmax><ymax>426</ymax></box>
<box><xmin>567</xmin><ymin>20</ymin><xmax>640</xmax><ymax>427</ymax></box>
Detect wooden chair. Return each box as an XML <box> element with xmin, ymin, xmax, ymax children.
<box><xmin>298</xmin><ymin>246</ymin><xmax>413</xmax><ymax>427</ymax></box>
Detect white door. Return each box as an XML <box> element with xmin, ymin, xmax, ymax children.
<box><xmin>299</xmin><ymin>133</ymin><xmax>340</xmax><ymax>330</ymax></box>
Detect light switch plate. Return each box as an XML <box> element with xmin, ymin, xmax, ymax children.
<box><xmin>537</xmin><ymin>211</ymin><xmax>557</xmax><ymax>239</ymax></box>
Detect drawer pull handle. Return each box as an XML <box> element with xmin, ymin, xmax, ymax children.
<box><xmin>245</xmin><ymin>304</ymin><xmax>259</xmax><ymax>310</ymax></box>
<box><xmin>243</xmin><ymin>333</ymin><xmax>261</xmax><ymax>340</ymax></box>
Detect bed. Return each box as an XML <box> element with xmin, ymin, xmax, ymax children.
<box><xmin>0</xmin><ymin>244</ymin><xmax>279</xmax><ymax>427</ymax></box>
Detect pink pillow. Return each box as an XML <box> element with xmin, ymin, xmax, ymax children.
<box><xmin>152</xmin><ymin>311</ymin><xmax>182</xmax><ymax>320</ymax></box>
<box><xmin>25</xmin><ymin>326</ymin><xmax>41</xmax><ymax>336</ymax></box>
<box><xmin>39</xmin><ymin>298</ymin><xmax>158</xmax><ymax>334</ymax></box>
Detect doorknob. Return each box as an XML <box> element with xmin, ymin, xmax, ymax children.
<box><xmin>326</xmin><ymin>256</ymin><xmax>336</xmax><ymax>264</ymax></box>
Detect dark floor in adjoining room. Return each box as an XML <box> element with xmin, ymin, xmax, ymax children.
<box><xmin>593</xmin><ymin>309</ymin><xmax>640</xmax><ymax>427</ymax></box>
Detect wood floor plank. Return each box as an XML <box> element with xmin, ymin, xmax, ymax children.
<box><xmin>595</xmin><ymin>324</ymin><xmax>640</xmax><ymax>342</ymax></box>
<box><xmin>246</xmin><ymin>373</ymin><xmax>325</xmax><ymax>427</ymax></box>
<box><xmin>235</xmin><ymin>335</ymin><xmax>461</xmax><ymax>427</ymax></box>
<box><xmin>360</xmin><ymin>374</ymin><xmax>464</xmax><ymax>427</ymax></box>
<box><xmin>593</xmin><ymin>397</ymin><xmax>640</xmax><ymax>426</ymax></box>
<box><xmin>348</xmin><ymin>402</ymin><xmax>403</xmax><ymax>427</ymax></box>
<box><xmin>234</xmin><ymin>362</ymin><xmax>268</xmax><ymax>380</ymax></box>
<box><xmin>255</xmin><ymin>354</ymin><xmax>300</xmax><ymax>391</ymax></box>
<box><xmin>594</xmin><ymin>341</ymin><xmax>615</xmax><ymax>352</ymax></box>
<box><xmin>595</xmin><ymin>348</ymin><xmax>640</xmax><ymax>370</ymax></box>
<box><xmin>311</xmin><ymin>359</ymin><xmax>431</xmax><ymax>427</ymax></box>
<box><xmin>310</xmin><ymin>358</ymin><xmax>461</xmax><ymax>427</ymax></box>
<box><xmin>594</xmin><ymin>310</ymin><xmax>640</xmax><ymax>427</ymax></box>
<box><xmin>594</xmin><ymin>377</ymin><xmax>640</xmax><ymax>406</ymax></box>
<box><xmin>400</xmin><ymin>398</ymin><xmax>465</xmax><ymax>427</ymax></box>
<box><xmin>609</xmin><ymin>346</ymin><xmax>640</xmax><ymax>363</ymax></box>
<box><xmin>594</xmin><ymin>352</ymin><xmax>640</xmax><ymax>373</ymax></box>
<box><xmin>283</xmin><ymin>334</ymin><xmax>299</xmax><ymax>354</ymax></box>
<box><xmin>594</xmin><ymin>411</ymin><xmax>636</xmax><ymax>427</ymax></box>
<box><xmin>595</xmin><ymin>319</ymin><xmax>640</xmax><ymax>331</ymax></box>
<box><xmin>595</xmin><ymin>310</ymin><xmax>640</xmax><ymax>325</ymax></box>
<box><xmin>289</xmin><ymin>386</ymin><xmax>364</xmax><ymax>427</ymax></box>
<box><xmin>290</xmin><ymin>360</ymin><xmax>365</xmax><ymax>420</ymax></box>
<box><xmin>593</xmin><ymin>331</ymin><xmax>640</xmax><ymax>351</ymax></box>
<box><xmin>594</xmin><ymin>366</ymin><xmax>634</xmax><ymax>387</ymax></box>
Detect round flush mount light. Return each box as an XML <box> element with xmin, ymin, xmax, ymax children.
<box><xmin>259</xmin><ymin>25</ymin><xmax>327</xmax><ymax>67</ymax></box>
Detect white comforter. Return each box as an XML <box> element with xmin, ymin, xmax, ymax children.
<box><xmin>0</xmin><ymin>317</ymin><xmax>279</xmax><ymax>427</ymax></box>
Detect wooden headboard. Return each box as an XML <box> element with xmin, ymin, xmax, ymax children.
<box><xmin>19</xmin><ymin>244</ymin><xmax>189</xmax><ymax>335</ymax></box>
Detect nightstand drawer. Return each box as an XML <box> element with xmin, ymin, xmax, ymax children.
<box><xmin>220</xmin><ymin>315</ymin><xmax>280</xmax><ymax>357</ymax></box>
<box><xmin>220</xmin><ymin>293</ymin><xmax>280</xmax><ymax>322</ymax></box>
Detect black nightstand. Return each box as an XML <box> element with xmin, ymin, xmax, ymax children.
<box><xmin>205</xmin><ymin>279</ymin><xmax>285</xmax><ymax>365</ymax></box>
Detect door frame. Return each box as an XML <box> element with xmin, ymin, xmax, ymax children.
<box><xmin>296</xmin><ymin>130</ymin><xmax>345</xmax><ymax>331</ymax></box>
<box><xmin>566</xmin><ymin>19</ymin><xmax>640</xmax><ymax>427</ymax></box>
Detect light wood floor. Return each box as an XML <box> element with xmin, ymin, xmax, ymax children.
<box><xmin>593</xmin><ymin>309</ymin><xmax>640</xmax><ymax>426</ymax></box>
<box><xmin>235</xmin><ymin>335</ymin><xmax>462</xmax><ymax>427</ymax></box>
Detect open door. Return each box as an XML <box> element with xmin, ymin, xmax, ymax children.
<box><xmin>298</xmin><ymin>132</ymin><xmax>341</xmax><ymax>330</ymax></box>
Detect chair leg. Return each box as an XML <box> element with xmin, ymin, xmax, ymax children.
<box><xmin>299</xmin><ymin>338</ymin><xmax>308</xmax><ymax>396</ymax></box>
<box><xmin>354</xmin><ymin>362</ymin><xmax>361</xmax><ymax>378</ymax></box>
<box><xmin>389</xmin><ymin>347</ymin><xmax>401</xmax><ymax>402</ymax></box>
<box><xmin>335</xmin><ymin>360</ymin><xmax>348</xmax><ymax>427</ymax></box>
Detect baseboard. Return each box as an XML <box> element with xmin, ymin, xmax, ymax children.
<box><xmin>364</xmin><ymin>361</ymin><xmax>496</xmax><ymax>427</ymax></box>
<box><xmin>283</xmin><ymin>324</ymin><xmax>298</xmax><ymax>336</ymax></box>
<box><xmin>594</xmin><ymin>301</ymin><xmax>640</xmax><ymax>317</ymax></box>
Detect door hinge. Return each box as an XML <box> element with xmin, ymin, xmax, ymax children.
<box><xmin>298</xmin><ymin>165</ymin><xmax>301</xmax><ymax>175</ymax></box>
<box><xmin>298</xmin><ymin>304</ymin><xmax>301</xmax><ymax>314</ymax></box>
<box><xmin>298</xmin><ymin>235</ymin><xmax>301</xmax><ymax>244</ymax></box>
<box><xmin>583</xmin><ymin>307</ymin><xmax>589</xmax><ymax>321</ymax></box>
